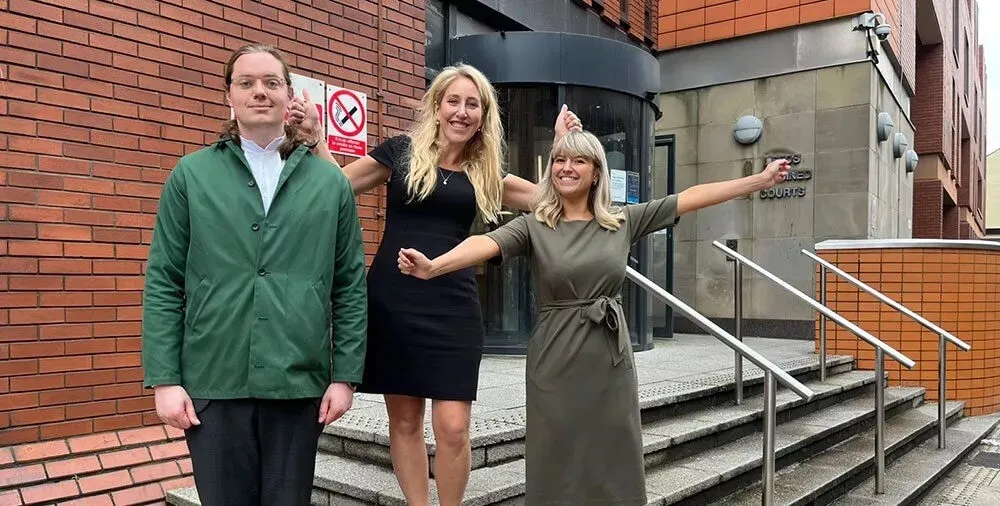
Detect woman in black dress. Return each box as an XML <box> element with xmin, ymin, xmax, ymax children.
<box><xmin>292</xmin><ymin>63</ymin><xmax>579</xmax><ymax>505</ymax></box>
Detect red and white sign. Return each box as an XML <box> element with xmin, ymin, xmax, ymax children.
<box><xmin>326</xmin><ymin>85</ymin><xmax>368</xmax><ymax>157</ymax></box>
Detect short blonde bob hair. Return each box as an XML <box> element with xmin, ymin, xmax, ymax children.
<box><xmin>532</xmin><ymin>130</ymin><xmax>624</xmax><ymax>231</ymax></box>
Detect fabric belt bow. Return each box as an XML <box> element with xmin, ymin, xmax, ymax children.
<box><xmin>541</xmin><ymin>295</ymin><xmax>629</xmax><ymax>366</ymax></box>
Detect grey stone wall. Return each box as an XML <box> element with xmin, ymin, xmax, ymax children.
<box><xmin>656</xmin><ymin>62</ymin><xmax>914</xmax><ymax>331</ymax></box>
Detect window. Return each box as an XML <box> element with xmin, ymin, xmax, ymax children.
<box><xmin>953</xmin><ymin>0</ymin><xmax>960</xmax><ymax>62</ymax></box>
<box><xmin>964</xmin><ymin>34</ymin><xmax>970</xmax><ymax>100</ymax></box>
<box><xmin>425</xmin><ymin>0</ymin><xmax>447</xmax><ymax>82</ymax></box>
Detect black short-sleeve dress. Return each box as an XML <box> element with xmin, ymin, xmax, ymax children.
<box><xmin>358</xmin><ymin>135</ymin><xmax>486</xmax><ymax>401</ymax></box>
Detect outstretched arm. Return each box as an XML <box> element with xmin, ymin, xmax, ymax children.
<box><xmin>398</xmin><ymin>236</ymin><xmax>500</xmax><ymax>280</ymax></box>
<box><xmin>676</xmin><ymin>158</ymin><xmax>790</xmax><ymax>215</ymax></box>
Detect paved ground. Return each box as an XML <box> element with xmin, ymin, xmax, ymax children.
<box><xmin>341</xmin><ymin>333</ymin><xmax>819</xmax><ymax>434</ymax></box>
<box><xmin>922</xmin><ymin>424</ymin><xmax>1000</xmax><ymax>505</ymax></box>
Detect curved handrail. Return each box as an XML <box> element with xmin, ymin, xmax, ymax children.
<box><xmin>802</xmin><ymin>249</ymin><xmax>971</xmax><ymax>352</ymax></box>
<box><xmin>624</xmin><ymin>266</ymin><xmax>814</xmax><ymax>400</ymax></box>
<box><xmin>710</xmin><ymin>241</ymin><xmax>916</xmax><ymax>369</ymax></box>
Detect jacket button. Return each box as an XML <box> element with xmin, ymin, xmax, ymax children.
<box><xmin>248</xmin><ymin>180</ymin><xmax>256</xmax><ymax>187</ymax></box>
<box><xmin>251</xmin><ymin>223</ymin><xmax>260</xmax><ymax>231</ymax></box>
<box><xmin>257</xmin><ymin>268</ymin><xmax>266</xmax><ymax>276</ymax></box>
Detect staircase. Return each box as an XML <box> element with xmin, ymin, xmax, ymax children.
<box><xmin>164</xmin><ymin>352</ymin><xmax>1000</xmax><ymax>506</ymax></box>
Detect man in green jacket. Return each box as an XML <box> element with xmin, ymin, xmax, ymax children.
<box><xmin>141</xmin><ymin>44</ymin><xmax>367</xmax><ymax>505</ymax></box>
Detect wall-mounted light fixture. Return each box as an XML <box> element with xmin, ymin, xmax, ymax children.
<box><xmin>733</xmin><ymin>115</ymin><xmax>762</xmax><ymax>145</ymax></box>
<box><xmin>876</xmin><ymin>112</ymin><xmax>894</xmax><ymax>142</ymax></box>
<box><xmin>904</xmin><ymin>150</ymin><xmax>918</xmax><ymax>174</ymax></box>
<box><xmin>893</xmin><ymin>132</ymin><xmax>908</xmax><ymax>158</ymax></box>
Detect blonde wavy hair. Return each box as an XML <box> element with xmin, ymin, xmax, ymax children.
<box><xmin>403</xmin><ymin>64</ymin><xmax>505</xmax><ymax>223</ymax></box>
<box><xmin>532</xmin><ymin>131</ymin><xmax>625</xmax><ymax>231</ymax></box>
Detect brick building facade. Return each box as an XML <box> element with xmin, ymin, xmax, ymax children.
<box><xmin>657</xmin><ymin>0</ymin><xmax>987</xmax><ymax>240</ymax></box>
<box><xmin>1</xmin><ymin>1</ymin><xmax>656</xmax><ymax>503</ymax></box>
<box><xmin>910</xmin><ymin>0</ymin><xmax>987</xmax><ymax>239</ymax></box>
<box><xmin>652</xmin><ymin>0</ymin><xmax>987</xmax><ymax>335</ymax></box>
<box><xmin>1</xmin><ymin>0</ymin><xmax>426</xmax><ymax>450</ymax></box>
<box><xmin>0</xmin><ymin>0</ymin><xmax>426</xmax><ymax>503</ymax></box>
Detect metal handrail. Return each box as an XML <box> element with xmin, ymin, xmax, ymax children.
<box><xmin>711</xmin><ymin>240</ymin><xmax>916</xmax><ymax>497</ymax></box>
<box><xmin>624</xmin><ymin>266</ymin><xmax>813</xmax><ymax>506</ymax></box>
<box><xmin>803</xmin><ymin>249</ymin><xmax>971</xmax><ymax>451</ymax></box>
<box><xmin>625</xmin><ymin>267</ymin><xmax>814</xmax><ymax>398</ymax></box>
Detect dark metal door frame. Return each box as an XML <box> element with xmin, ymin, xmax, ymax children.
<box><xmin>656</xmin><ymin>134</ymin><xmax>676</xmax><ymax>340</ymax></box>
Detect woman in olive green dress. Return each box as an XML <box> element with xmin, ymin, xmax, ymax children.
<box><xmin>397</xmin><ymin>131</ymin><xmax>790</xmax><ymax>505</ymax></box>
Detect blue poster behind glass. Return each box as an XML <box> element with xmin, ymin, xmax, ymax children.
<box><xmin>626</xmin><ymin>171</ymin><xmax>640</xmax><ymax>204</ymax></box>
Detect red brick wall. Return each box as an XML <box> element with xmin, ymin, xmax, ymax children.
<box><xmin>913</xmin><ymin>42</ymin><xmax>947</xmax><ymax>160</ymax></box>
<box><xmin>575</xmin><ymin>0</ymin><xmax>658</xmax><ymax>46</ymax></box>
<box><xmin>0</xmin><ymin>0</ymin><xmax>426</xmax><ymax>446</ymax></box>
<box><xmin>912</xmin><ymin>0</ymin><xmax>988</xmax><ymax>238</ymax></box>
<box><xmin>912</xmin><ymin>180</ymin><xmax>943</xmax><ymax>239</ymax></box>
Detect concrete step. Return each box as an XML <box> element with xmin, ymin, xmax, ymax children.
<box><xmin>319</xmin><ymin>355</ymin><xmax>855</xmax><ymax>471</ymax></box>
<box><xmin>641</xmin><ymin>370</ymin><xmax>878</xmax><ymax>467</ymax></box>
<box><xmin>832</xmin><ymin>412</ymin><xmax>1000</xmax><ymax>505</ymax></box>
<box><xmin>643</xmin><ymin>386</ymin><xmax>927</xmax><ymax>505</ymax></box>
<box><xmin>713</xmin><ymin>400</ymin><xmax>966</xmax><ymax>506</ymax></box>
<box><xmin>166</xmin><ymin>383</ymin><xmax>921</xmax><ymax>506</ymax></box>
<box><xmin>165</xmin><ymin>456</ymin><xmax>525</xmax><ymax>506</ymax></box>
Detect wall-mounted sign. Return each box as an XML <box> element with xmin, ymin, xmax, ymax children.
<box><xmin>326</xmin><ymin>85</ymin><xmax>368</xmax><ymax>157</ymax></box>
<box><xmin>758</xmin><ymin>153</ymin><xmax>810</xmax><ymax>200</ymax></box>
<box><xmin>760</xmin><ymin>187</ymin><xmax>807</xmax><ymax>199</ymax></box>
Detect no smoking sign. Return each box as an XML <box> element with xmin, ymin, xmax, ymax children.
<box><xmin>326</xmin><ymin>85</ymin><xmax>368</xmax><ymax>157</ymax></box>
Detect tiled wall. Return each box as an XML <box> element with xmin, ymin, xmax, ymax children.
<box><xmin>816</xmin><ymin>246</ymin><xmax>1000</xmax><ymax>415</ymax></box>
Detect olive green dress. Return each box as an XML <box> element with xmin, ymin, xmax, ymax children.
<box><xmin>485</xmin><ymin>195</ymin><xmax>680</xmax><ymax>505</ymax></box>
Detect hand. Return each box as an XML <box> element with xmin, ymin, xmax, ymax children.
<box><xmin>154</xmin><ymin>385</ymin><xmax>200</xmax><ymax>430</ymax></box>
<box><xmin>757</xmin><ymin>158</ymin><xmax>790</xmax><ymax>190</ymax></box>
<box><xmin>398</xmin><ymin>248</ymin><xmax>434</xmax><ymax>279</ymax></box>
<box><xmin>287</xmin><ymin>89</ymin><xmax>322</xmax><ymax>143</ymax></box>
<box><xmin>318</xmin><ymin>382</ymin><xmax>354</xmax><ymax>424</ymax></box>
<box><xmin>554</xmin><ymin>104</ymin><xmax>582</xmax><ymax>142</ymax></box>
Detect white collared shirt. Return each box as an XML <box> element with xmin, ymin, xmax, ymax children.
<box><xmin>240</xmin><ymin>135</ymin><xmax>285</xmax><ymax>214</ymax></box>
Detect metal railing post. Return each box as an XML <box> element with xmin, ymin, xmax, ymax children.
<box><xmin>939</xmin><ymin>333</ymin><xmax>947</xmax><ymax>449</ymax></box>
<box><xmin>762</xmin><ymin>370</ymin><xmax>776</xmax><ymax>506</ymax></box>
<box><xmin>735</xmin><ymin>261</ymin><xmax>744</xmax><ymax>405</ymax></box>
<box><xmin>819</xmin><ymin>265</ymin><xmax>827</xmax><ymax>382</ymax></box>
<box><xmin>875</xmin><ymin>348</ymin><xmax>885</xmax><ymax>494</ymax></box>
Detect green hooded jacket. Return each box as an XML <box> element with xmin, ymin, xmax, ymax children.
<box><xmin>141</xmin><ymin>139</ymin><xmax>367</xmax><ymax>399</ymax></box>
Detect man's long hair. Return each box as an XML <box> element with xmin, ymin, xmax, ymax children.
<box><xmin>219</xmin><ymin>43</ymin><xmax>311</xmax><ymax>159</ymax></box>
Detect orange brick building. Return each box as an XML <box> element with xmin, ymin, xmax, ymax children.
<box><xmin>654</xmin><ymin>0</ymin><xmax>988</xmax><ymax>338</ymax></box>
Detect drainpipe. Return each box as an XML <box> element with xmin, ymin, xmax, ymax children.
<box><xmin>375</xmin><ymin>0</ymin><xmax>386</xmax><ymax>237</ymax></box>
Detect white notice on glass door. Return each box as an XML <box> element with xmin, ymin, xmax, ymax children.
<box><xmin>610</xmin><ymin>169</ymin><xmax>626</xmax><ymax>203</ymax></box>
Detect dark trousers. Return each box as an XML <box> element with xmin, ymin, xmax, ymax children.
<box><xmin>185</xmin><ymin>398</ymin><xmax>323</xmax><ymax>506</ymax></box>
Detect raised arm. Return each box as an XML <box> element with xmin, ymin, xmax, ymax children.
<box><xmin>676</xmin><ymin>158</ymin><xmax>789</xmax><ymax>215</ymax></box>
<box><xmin>399</xmin><ymin>236</ymin><xmax>500</xmax><ymax>280</ymax></box>
<box><xmin>501</xmin><ymin>174</ymin><xmax>537</xmax><ymax>212</ymax></box>
<box><xmin>339</xmin><ymin>153</ymin><xmax>391</xmax><ymax>194</ymax></box>
<box><xmin>501</xmin><ymin>105</ymin><xmax>582</xmax><ymax>211</ymax></box>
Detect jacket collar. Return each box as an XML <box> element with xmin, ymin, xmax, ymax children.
<box><xmin>217</xmin><ymin>138</ymin><xmax>311</xmax><ymax>200</ymax></box>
